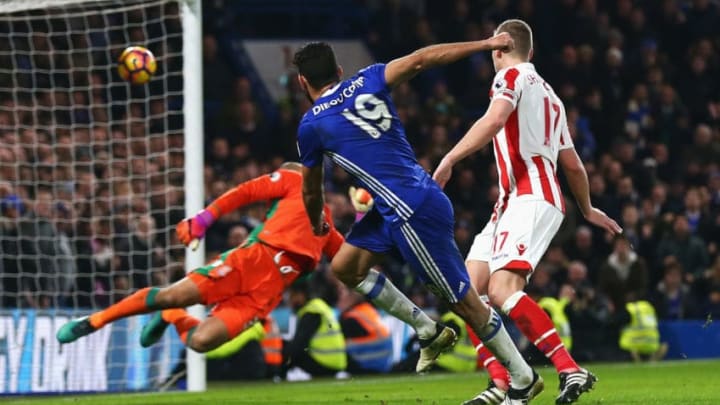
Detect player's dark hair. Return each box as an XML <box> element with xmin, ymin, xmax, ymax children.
<box><xmin>293</xmin><ymin>42</ymin><xmax>340</xmax><ymax>90</ymax></box>
<box><xmin>496</xmin><ymin>19</ymin><xmax>533</xmax><ymax>60</ymax></box>
<box><xmin>664</xmin><ymin>260</ymin><xmax>683</xmax><ymax>275</ymax></box>
<box><xmin>289</xmin><ymin>277</ymin><xmax>312</xmax><ymax>296</ymax></box>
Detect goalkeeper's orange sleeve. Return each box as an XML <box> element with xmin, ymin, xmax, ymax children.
<box><xmin>205</xmin><ymin>169</ymin><xmax>297</xmax><ymax>218</ymax></box>
<box><xmin>322</xmin><ymin>228</ymin><xmax>345</xmax><ymax>259</ymax></box>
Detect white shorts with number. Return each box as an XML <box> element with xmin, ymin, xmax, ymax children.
<box><xmin>466</xmin><ymin>198</ymin><xmax>564</xmax><ymax>276</ymax></box>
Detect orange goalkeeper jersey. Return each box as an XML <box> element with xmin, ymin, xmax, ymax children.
<box><xmin>206</xmin><ymin>168</ymin><xmax>343</xmax><ymax>268</ymax></box>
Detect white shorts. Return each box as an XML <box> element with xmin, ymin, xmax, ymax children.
<box><xmin>466</xmin><ymin>199</ymin><xmax>564</xmax><ymax>275</ymax></box>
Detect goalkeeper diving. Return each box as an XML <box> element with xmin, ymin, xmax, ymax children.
<box><xmin>57</xmin><ymin>162</ymin><xmax>453</xmax><ymax>372</ymax></box>
<box><xmin>57</xmin><ymin>162</ymin><xmax>343</xmax><ymax>353</ymax></box>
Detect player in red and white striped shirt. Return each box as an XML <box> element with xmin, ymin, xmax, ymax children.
<box><xmin>434</xmin><ymin>19</ymin><xmax>622</xmax><ymax>405</ymax></box>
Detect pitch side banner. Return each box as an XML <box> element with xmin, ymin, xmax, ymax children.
<box><xmin>0</xmin><ymin>310</ymin><xmax>183</xmax><ymax>394</ymax></box>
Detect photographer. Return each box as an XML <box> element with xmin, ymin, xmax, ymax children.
<box><xmin>563</xmin><ymin>274</ymin><xmax>627</xmax><ymax>362</ymax></box>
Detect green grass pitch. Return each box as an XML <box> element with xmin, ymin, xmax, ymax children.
<box><xmin>4</xmin><ymin>360</ymin><xmax>719</xmax><ymax>404</ymax></box>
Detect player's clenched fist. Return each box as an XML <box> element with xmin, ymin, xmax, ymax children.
<box><xmin>348</xmin><ymin>186</ymin><xmax>374</xmax><ymax>213</ymax></box>
<box><xmin>487</xmin><ymin>31</ymin><xmax>514</xmax><ymax>53</ymax></box>
<box><xmin>312</xmin><ymin>211</ymin><xmax>331</xmax><ymax>236</ymax></box>
<box><xmin>176</xmin><ymin>209</ymin><xmax>217</xmax><ymax>246</ymax></box>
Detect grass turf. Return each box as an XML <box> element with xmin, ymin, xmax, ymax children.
<box><xmin>3</xmin><ymin>360</ymin><xmax>718</xmax><ymax>404</ymax></box>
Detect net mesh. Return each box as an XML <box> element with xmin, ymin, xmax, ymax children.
<box><xmin>0</xmin><ymin>0</ymin><xmax>187</xmax><ymax>392</ymax></box>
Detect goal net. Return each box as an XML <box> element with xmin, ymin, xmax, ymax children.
<box><xmin>0</xmin><ymin>0</ymin><xmax>203</xmax><ymax>393</ymax></box>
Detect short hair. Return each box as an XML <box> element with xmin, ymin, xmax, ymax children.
<box><xmin>612</xmin><ymin>234</ymin><xmax>630</xmax><ymax>245</ymax></box>
<box><xmin>495</xmin><ymin>19</ymin><xmax>533</xmax><ymax>60</ymax></box>
<box><xmin>280</xmin><ymin>161</ymin><xmax>302</xmax><ymax>172</ymax></box>
<box><xmin>292</xmin><ymin>42</ymin><xmax>339</xmax><ymax>89</ymax></box>
<box><xmin>664</xmin><ymin>260</ymin><xmax>683</xmax><ymax>275</ymax></box>
<box><xmin>289</xmin><ymin>278</ymin><xmax>311</xmax><ymax>295</ymax></box>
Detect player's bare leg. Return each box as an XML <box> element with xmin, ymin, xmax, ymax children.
<box><xmin>331</xmin><ymin>242</ymin><xmax>454</xmax><ymax>372</ymax></box>
<box><xmin>57</xmin><ymin>277</ymin><xmax>202</xmax><ymax>344</ymax></box>
<box><xmin>489</xmin><ymin>269</ymin><xmax>596</xmax><ymax>404</ymax></box>
<box><xmin>143</xmin><ymin>308</ymin><xmax>232</xmax><ymax>349</ymax></box>
<box><xmin>467</xmin><ymin>260</ymin><xmax>491</xmax><ymax>296</ymax></box>
<box><xmin>181</xmin><ymin>316</ymin><xmax>230</xmax><ymax>352</ymax></box>
<box><xmin>330</xmin><ymin>242</ymin><xmax>382</xmax><ymax>287</ymax></box>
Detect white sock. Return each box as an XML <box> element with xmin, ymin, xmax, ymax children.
<box><xmin>477</xmin><ymin>308</ymin><xmax>533</xmax><ymax>389</ymax></box>
<box><xmin>354</xmin><ymin>269</ymin><xmax>436</xmax><ymax>339</ymax></box>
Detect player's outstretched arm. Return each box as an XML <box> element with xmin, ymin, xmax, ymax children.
<box><xmin>176</xmin><ymin>170</ymin><xmax>293</xmax><ymax>248</ymax></box>
<box><xmin>433</xmin><ymin>99</ymin><xmax>514</xmax><ymax>188</ymax></box>
<box><xmin>384</xmin><ymin>32</ymin><xmax>514</xmax><ymax>87</ymax></box>
<box><xmin>558</xmin><ymin>147</ymin><xmax>623</xmax><ymax>235</ymax></box>
<box><xmin>302</xmin><ymin>165</ymin><xmax>329</xmax><ymax>235</ymax></box>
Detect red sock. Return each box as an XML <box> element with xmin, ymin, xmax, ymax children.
<box><xmin>467</xmin><ymin>324</ymin><xmax>510</xmax><ymax>389</ymax></box>
<box><xmin>89</xmin><ymin>287</ymin><xmax>160</xmax><ymax>329</ymax></box>
<box><xmin>162</xmin><ymin>308</ymin><xmax>200</xmax><ymax>344</ymax></box>
<box><xmin>506</xmin><ymin>293</ymin><xmax>579</xmax><ymax>374</ymax></box>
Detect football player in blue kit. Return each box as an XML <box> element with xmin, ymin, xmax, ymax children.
<box><xmin>295</xmin><ymin>36</ymin><xmax>544</xmax><ymax>404</ymax></box>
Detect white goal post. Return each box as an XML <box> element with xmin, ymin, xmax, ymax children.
<box><xmin>180</xmin><ymin>0</ymin><xmax>206</xmax><ymax>393</ymax></box>
<box><xmin>0</xmin><ymin>0</ymin><xmax>205</xmax><ymax>393</ymax></box>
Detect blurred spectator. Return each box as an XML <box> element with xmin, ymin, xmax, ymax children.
<box><xmin>683</xmin><ymin>187</ymin><xmax>713</xmax><ymax>238</ymax></box>
<box><xmin>50</xmin><ymin>200</ymin><xmax>77</xmax><ymax>306</ymax></box>
<box><xmin>543</xmin><ymin>245</ymin><xmax>571</xmax><ymax>283</ymax></box>
<box><xmin>567</xmin><ymin>106</ymin><xmax>597</xmax><ymax>161</ymax></box>
<box><xmin>656</xmin><ymin>214</ymin><xmax>710</xmax><ymax>278</ymax></box>
<box><xmin>651</xmin><ymin>85</ymin><xmax>689</xmax><ymax>149</ymax></box>
<box><xmin>588</xmin><ymin>173</ymin><xmax>615</xmax><ymax>220</ymax></box>
<box><xmin>220</xmin><ymin>100</ymin><xmax>272</xmax><ymax>159</ymax></box>
<box><xmin>565</xmin><ymin>226</ymin><xmax>603</xmax><ymax>278</ymax></box>
<box><xmin>649</xmin><ymin>143</ymin><xmax>676</xmax><ymax>184</ymax></box>
<box><xmin>25</xmin><ymin>188</ymin><xmax>65</xmax><ymax>307</ymax></box>
<box><xmin>695</xmin><ymin>256</ymin><xmax>720</xmax><ymax>320</ymax></box>
<box><xmin>284</xmin><ymin>280</ymin><xmax>347</xmax><ymax>379</ymax></box>
<box><xmin>709</xmin><ymin>173</ymin><xmax>720</xmax><ymax>211</ymax></box>
<box><xmin>454</xmin><ymin>219</ymin><xmax>474</xmax><ymax>257</ymax></box>
<box><xmin>227</xmin><ymin>224</ymin><xmax>250</xmax><ymax>250</ymax></box>
<box><xmin>679</xmin><ymin>54</ymin><xmax>717</xmax><ymax>122</ymax></box>
<box><xmin>619</xmin><ymin>204</ymin><xmax>641</xmax><ymax>250</ymax></box>
<box><xmin>75</xmin><ymin>217</ymin><xmax>118</xmax><ymax>308</ymax></box>
<box><xmin>563</xmin><ymin>277</ymin><xmax>617</xmax><ymax>362</ymax></box>
<box><xmin>527</xmin><ymin>261</ymin><xmax>559</xmax><ymax>298</ymax></box>
<box><xmin>565</xmin><ymin>261</ymin><xmax>592</xmax><ymax>293</ymax></box>
<box><xmin>203</xmin><ymin>34</ymin><xmax>235</xmax><ymax>105</ymax></box>
<box><xmin>598</xmin><ymin>236</ymin><xmax>648</xmax><ymax>309</ymax></box>
<box><xmin>115</xmin><ymin>213</ymin><xmax>168</xmax><ymax>292</ymax></box>
<box><xmin>624</xmin><ymin>84</ymin><xmax>652</xmax><ymax>142</ymax></box>
<box><xmin>207</xmin><ymin>137</ymin><xmax>234</xmax><ymax>178</ymax></box>
<box><xmin>618</xmin><ymin>300</ymin><xmax>666</xmax><ymax>362</ymax></box>
<box><xmin>1</xmin><ymin>193</ymin><xmax>35</xmax><ymax>307</ymax></box>
<box><xmin>685</xmin><ymin>124</ymin><xmax>720</xmax><ymax>169</ymax></box>
<box><xmin>650</xmin><ymin>258</ymin><xmax>699</xmax><ymax>320</ymax></box>
<box><xmin>337</xmin><ymin>285</ymin><xmax>393</xmax><ymax>374</ymax></box>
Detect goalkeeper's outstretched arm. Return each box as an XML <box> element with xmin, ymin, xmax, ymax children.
<box><xmin>177</xmin><ymin>168</ymin><xmax>299</xmax><ymax>247</ymax></box>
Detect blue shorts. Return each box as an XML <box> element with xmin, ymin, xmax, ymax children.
<box><xmin>346</xmin><ymin>187</ymin><xmax>470</xmax><ymax>303</ymax></box>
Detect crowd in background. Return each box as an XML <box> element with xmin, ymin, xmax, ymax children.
<box><xmin>0</xmin><ymin>3</ymin><xmax>188</xmax><ymax>308</ymax></box>
<box><xmin>0</xmin><ymin>0</ymin><xmax>719</xmax><ymax>363</ymax></box>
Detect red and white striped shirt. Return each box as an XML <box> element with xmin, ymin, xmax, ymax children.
<box><xmin>489</xmin><ymin>63</ymin><xmax>573</xmax><ymax>218</ymax></box>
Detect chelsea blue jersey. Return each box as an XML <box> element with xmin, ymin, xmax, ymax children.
<box><xmin>297</xmin><ymin>64</ymin><xmax>434</xmax><ymax>223</ymax></box>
